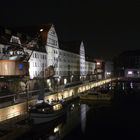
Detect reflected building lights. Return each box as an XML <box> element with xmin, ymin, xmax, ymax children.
<box><xmin>80</xmin><ymin>104</ymin><xmax>89</xmax><ymax>133</ymax></box>
<box><xmin>130</xmin><ymin>82</ymin><xmax>133</xmax><ymax>89</ymax></box>
<box><xmin>122</xmin><ymin>83</ymin><xmax>125</xmax><ymax>90</ymax></box>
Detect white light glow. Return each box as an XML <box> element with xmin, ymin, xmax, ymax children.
<box><xmin>130</xmin><ymin>82</ymin><xmax>133</xmax><ymax>89</ymax></box>
<box><xmin>64</xmin><ymin>78</ymin><xmax>67</xmax><ymax>85</ymax></box>
<box><xmin>47</xmin><ymin>79</ymin><xmax>50</xmax><ymax>83</ymax></box>
<box><xmin>128</xmin><ymin>71</ymin><xmax>133</xmax><ymax>75</ymax></box>
<box><xmin>107</xmin><ymin>72</ymin><xmax>111</xmax><ymax>75</ymax></box>
<box><xmin>54</xmin><ymin>126</ymin><xmax>59</xmax><ymax>133</ymax></box>
<box><xmin>97</xmin><ymin>62</ymin><xmax>100</xmax><ymax>65</ymax></box>
<box><xmin>40</xmin><ymin>29</ymin><xmax>43</xmax><ymax>32</ymax></box>
<box><xmin>57</xmin><ymin>78</ymin><xmax>60</xmax><ymax>82</ymax></box>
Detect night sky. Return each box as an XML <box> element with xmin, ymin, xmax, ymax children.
<box><xmin>0</xmin><ymin>0</ymin><xmax>140</xmax><ymax>60</ymax></box>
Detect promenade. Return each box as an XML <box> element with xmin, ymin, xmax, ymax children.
<box><xmin>0</xmin><ymin>78</ymin><xmax>118</xmax><ymax>123</ymax></box>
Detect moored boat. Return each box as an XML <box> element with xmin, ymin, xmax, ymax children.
<box><xmin>80</xmin><ymin>91</ymin><xmax>114</xmax><ymax>101</ymax></box>
<box><xmin>29</xmin><ymin>101</ymin><xmax>66</xmax><ymax>125</ymax></box>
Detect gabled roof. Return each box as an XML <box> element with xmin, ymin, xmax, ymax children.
<box><xmin>0</xmin><ymin>24</ymin><xmax>53</xmax><ymax>52</ymax></box>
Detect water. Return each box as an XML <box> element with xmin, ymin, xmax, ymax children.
<box><xmin>17</xmin><ymin>82</ymin><xmax>140</xmax><ymax>140</ymax></box>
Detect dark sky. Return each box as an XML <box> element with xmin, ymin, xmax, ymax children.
<box><xmin>0</xmin><ymin>0</ymin><xmax>140</xmax><ymax>60</ymax></box>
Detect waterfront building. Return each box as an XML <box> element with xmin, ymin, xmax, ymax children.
<box><xmin>104</xmin><ymin>61</ymin><xmax>114</xmax><ymax>78</ymax></box>
<box><xmin>94</xmin><ymin>59</ymin><xmax>105</xmax><ymax>80</ymax></box>
<box><xmin>85</xmin><ymin>56</ymin><xmax>96</xmax><ymax>81</ymax></box>
<box><xmin>114</xmin><ymin>50</ymin><xmax>140</xmax><ymax>78</ymax></box>
<box><xmin>0</xmin><ymin>24</ymin><xmax>96</xmax><ymax>92</ymax></box>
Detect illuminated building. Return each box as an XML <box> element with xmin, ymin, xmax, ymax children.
<box><xmin>94</xmin><ymin>59</ymin><xmax>105</xmax><ymax>80</ymax></box>
<box><xmin>0</xmin><ymin>24</ymin><xmax>96</xmax><ymax>91</ymax></box>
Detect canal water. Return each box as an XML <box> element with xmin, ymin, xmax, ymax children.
<box><xmin>17</xmin><ymin>82</ymin><xmax>140</xmax><ymax>140</ymax></box>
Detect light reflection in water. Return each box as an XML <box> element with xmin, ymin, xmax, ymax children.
<box><xmin>19</xmin><ymin>101</ymin><xmax>90</xmax><ymax>140</ymax></box>
<box><xmin>130</xmin><ymin>82</ymin><xmax>133</xmax><ymax>89</ymax></box>
<box><xmin>122</xmin><ymin>83</ymin><xmax>125</xmax><ymax>90</ymax></box>
<box><xmin>80</xmin><ymin>104</ymin><xmax>89</xmax><ymax>133</ymax></box>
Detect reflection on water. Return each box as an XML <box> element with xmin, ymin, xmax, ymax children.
<box><xmin>59</xmin><ymin>102</ymin><xmax>89</xmax><ymax>140</ymax></box>
<box><xmin>80</xmin><ymin>104</ymin><xmax>89</xmax><ymax>133</ymax></box>
<box><xmin>18</xmin><ymin>81</ymin><xmax>140</xmax><ymax>140</ymax></box>
<box><xmin>18</xmin><ymin>101</ymin><xmax>89</xmax><ymax>140</ymax></box>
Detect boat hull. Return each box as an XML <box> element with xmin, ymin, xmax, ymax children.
<box><xmin>29</xmin><ymin>109</ymin><xmax>66</xmax><ymax>125</ymax></box>
<box><xmin>80</xmin><ymin>94</ymin><xmax>113</xmax><ymax>101</ymax></box>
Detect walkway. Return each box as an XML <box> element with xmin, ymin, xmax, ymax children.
<box><xmin>0</xmin><ymin>77</ymin><xmax>119</xmax><ymax>123</ymax></box>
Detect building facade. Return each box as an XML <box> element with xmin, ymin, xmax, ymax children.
<box><xmin>114</xmin><ymin>50</ymin><xmax>140</xmax><ymax>78</ymax></box>
<box><xmin>94</xmin><ymin>59</ymin><xmax>105</xmax><ymax>80</ymax></box>
<box><xmin>104</xmin><ymin>61</ymin><xmax>114</xmax><ymax>78</ymax></box>
<box><xmin>0</xmin><ymin>24</ymin><xmax>96</xmax><ymax>92</ymax></box>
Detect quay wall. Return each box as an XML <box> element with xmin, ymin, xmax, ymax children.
<box><xmin>0</xmin><ymin>78</ymin><xmax>117</xmax><ymax>122</ymax></box>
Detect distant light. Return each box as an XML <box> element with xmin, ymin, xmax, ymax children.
<box><xmin>9</xmin><ymin>51</ymin><xmax>13</xmax><ymax>55</ymax></box>
<box><xmin>57</xmin><ymin>78</ymin><xmax>60</xmax><ymax>82</ymax></box>
<box><xmin>97</xmin><ymin>62</ymin><xmax>100</xmax><ymax>65</ymax></box>
<box><xmin>130</xmin><ymin>82</ymin><xmax>133</xmax><ymax>89</ymax></box>
<box><xmin>122</xmin><ymin>83</ymin><xmax>125</xmax><ymax>90</ymax></box>
<box><xmin>107</xmin><ymin>72</ymin><xmax>111</xmax><ymax>75</ymax></box>
<box><xmin>128</xmin><ymin>71</ymin><xmax>133</xmax><ymax>75</ymax></box>
<box><xmin>47</xmin><ymin>79</ymin><xmax>50</xmax><ymax>83</ymax></box>
<box><xmin>54</xmin><ymin>126</ymin><xmax>59</xmax><ymax>133</ymax></box>
<box><xmin>40</xmin><ymin>29</ymin><xmax>43</xmax><ymax>32</ymax></box>
<box><xmin>64</xmin><ymin>78</ymin><xmax>67</xmax><ymax>85</ymax></box>
<box><xmin>0</xmin><ymin>76</ymin><xmax>4</xmax><ymax>78</ymax></box>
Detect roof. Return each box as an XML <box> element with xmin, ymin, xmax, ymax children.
<box><xmin>1</xmin><ymin>24</ymin><xmax>52</xmax><ymax>38</ymax></box>
<box><xmin>0</xmin><ymin>24</ymin><xmax>52</xmax><ymax>52</ymax></box>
